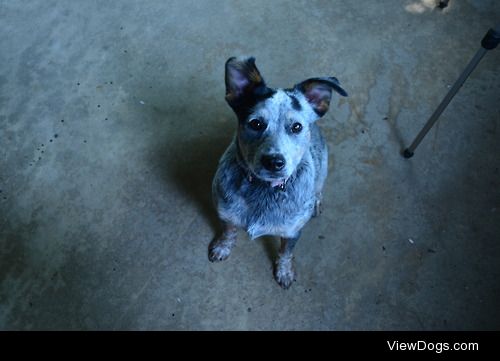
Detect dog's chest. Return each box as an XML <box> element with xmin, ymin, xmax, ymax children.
<box><xmin>247</xmin><ymin>187</ymin><xmax>315</xmax><ymax>239</ymax></box>
<box><xmin>220</xmin><ymin>172</ymin><xmax>316</xmax><ymax>239</ymax></box>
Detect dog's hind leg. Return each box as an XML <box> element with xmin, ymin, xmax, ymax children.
<box><xmin>274</xmin><ymin>234</ymin><xmax>300</xmax><ymax>289</ymax></box>
<box><xmin>208</xmin><ymin>222</ymin><xmax>238</xmax><ymax>262</ymax></box>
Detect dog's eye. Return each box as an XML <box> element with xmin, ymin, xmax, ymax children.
<box><xmin>248</xmin><ymin>118</ymin><xmax>266</xmax><ymax>131</ymax></box>
<box><xmin>291</xmin><ymin>122</ymin><xmax>303</xmax><ymax>134</ymax></box>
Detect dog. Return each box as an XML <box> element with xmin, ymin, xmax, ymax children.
<box><xmin>209</xmin><ymin>57</ymin><xmax>348</xmax><ymax>288</ymax></box>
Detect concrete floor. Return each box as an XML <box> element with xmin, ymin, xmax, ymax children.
<box><xmin>1</xmin><ymin>0</ymin><xmax>499</xmax><ymax>330</ymax></box>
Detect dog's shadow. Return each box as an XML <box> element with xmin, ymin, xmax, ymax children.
<box><xmin>154</xmin><ymin>113</ymin><xmax>231</xmax><ymax>235</ymax></box>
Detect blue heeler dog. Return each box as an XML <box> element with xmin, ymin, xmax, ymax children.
<box><xmin>210</xmin><ymin>57</ymin><xmax>348</xmax><ymax>289</ymax></box>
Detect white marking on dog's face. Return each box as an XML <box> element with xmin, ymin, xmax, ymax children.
<box><xmin>237</xmin><ymin>90</ymin><xmax>318</xmax><ymax>183</ymax></box>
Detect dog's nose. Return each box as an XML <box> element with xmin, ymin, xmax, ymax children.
<box><xmin>261</xmin><ymin>154</ymin><xmax>286</xmax><ymax>172</ymax></box>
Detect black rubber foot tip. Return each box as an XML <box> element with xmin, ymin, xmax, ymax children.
<box><xmin>403</xmin><ymin>149</ymin><xmax>414</xmax><ymax>158</ymax></box>
<box><xmin>437</xmin><ymin>0</ymin><xmax>449</xmax><ymax>9</ymax></box>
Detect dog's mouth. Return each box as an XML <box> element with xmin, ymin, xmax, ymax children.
<box><xmin>269</xmin><ymin>178</ymin><xmax>286</xmax><ymax>188</ymax></box>
<box><xmin>252</xmin><ymin>170</ymin><xmax>288</xmax><ymax>188</ymax></box>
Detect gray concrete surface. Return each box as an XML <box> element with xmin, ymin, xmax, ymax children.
<box><xmin>1</xmin><ymin>0</ymin><xmax>499</xmax><ymax>330</ymax></box>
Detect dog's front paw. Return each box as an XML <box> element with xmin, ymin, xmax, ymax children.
<box><xmin>274</xmin><ymin>257</ymin><xmax>296</xmax><ymax>289</ymax></box>
<box><xmin>208</xmin><ymin>237</ymin><xmax>234</xmax><ymax>262</ymax></box>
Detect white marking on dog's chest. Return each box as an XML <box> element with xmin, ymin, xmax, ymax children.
<box><xmin>245</xmin><ymin>192</ymin><xmax>314</xmax><ymax>239</ymax></box>
<box><xmin>247</xmin><ymin>211</ymin><xmax>312</xmax><ymax>239</ymax></box>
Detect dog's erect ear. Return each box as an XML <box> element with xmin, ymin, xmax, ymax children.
<box><xmin>295</xmin><ymin>77</ymin><xmax>348</xmax><ymax>117</ymax></box>
<box><xmin>225</xmin><ymin>57</ymin><xmax>268</xmax><ymax>107</ymax></box>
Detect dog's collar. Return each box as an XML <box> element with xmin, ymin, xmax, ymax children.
<box><xmin>236</xmin><ymin>140</ymin><xmax>288</xmax><ymax>191</ymax></box>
